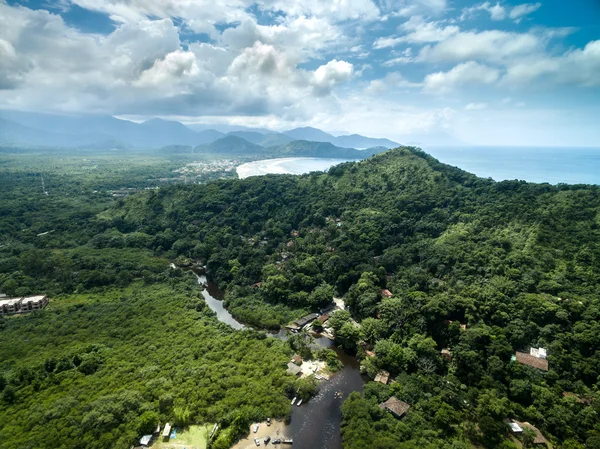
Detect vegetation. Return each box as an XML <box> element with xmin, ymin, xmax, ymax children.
<box><xmin>2</xmin><ymin>146</ymin><xmax>600</xmax><ymax>448</ymax></box>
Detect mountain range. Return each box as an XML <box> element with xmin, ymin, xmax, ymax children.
<box><xmin>163</xmin><ymin>137</ymin><xmax>389</xmax><ymax>159</ymax></box>
<box><xmin>0</xmin><ymin>111</ymin><xmax>401</xmax><ymax>153</ymax></box>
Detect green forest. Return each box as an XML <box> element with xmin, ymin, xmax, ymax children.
<box><xmin>2</xmin><ymin>147</ymin><xmax>600</xmax><ymax>448</ymax></box>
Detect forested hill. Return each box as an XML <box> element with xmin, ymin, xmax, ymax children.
<box><xmin>101</xmin><ymin>146</ymin><xmax>600</xmax><ymax>447</ymax></box>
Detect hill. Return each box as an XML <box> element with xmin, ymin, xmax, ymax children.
<box><xmin>195</xmin><ymin>135</ymin><xmax>266</xmax><ymax>155</ymax></box>
<box><xmin>105</xmin><ymin>147</ymin><xmax>600</xmax><ymax>448</ymax></box>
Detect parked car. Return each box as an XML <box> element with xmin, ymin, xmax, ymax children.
<box><xmin>254</xmin><ymin>437</ymin><xmax>260</xmax><ymax>446</ymax></box>
<box><xmin>264</xmin><ymin>436</ymin><xmax>271</xmax><ymax>444</ymax></box>
<box><xmin>272</xmin><ymin>439</ymin><xmax>281</xmax><ymax>444</ymax></box>
<box><xmin>266</xmin><ymin>417</ymin><xmax>271</xmax><ymax>426</ymax></box>
<box><xmin>253</xmin><ymin>424</ymin><xmax>259</xmax><ymax>433</ymax></box>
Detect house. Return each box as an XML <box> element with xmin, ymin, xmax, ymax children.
<box><xmin>286</xmin><ymin>313</ymin><xmax>320</xmax><ymax>331</ymax></box>
<box><xmin>20</xmin><ymin>295</ymin><xmax>48</xmax><ymax>312</ymax></box>
<box><xmin>286</xmin><ymin>241</ymin><xmax>295</xmax><ymax>248</ymax></box>
<box><xmin>441</xmin><ymin>348</ymin><xmax>453</xmax><ymax>361</ymax></box>
<box><xmin>317</xmin><ymin>314</ymin><xmax>330</xmax><ymax>324</ymax></box>
<box><xmin>514</xmin><ymin>421</ymin><xmax>548</xmax><ymax>446</ymax></box>
<box><xmin>381</xmin><ymin>289</ymin><xmax>393</xmax><ymax>298</ymax></box>
<box><xmin>290</xmin><ymin>230</ymin><xmax>300</xmax><ymax>237</ymax></box>
<box><xmin>292</xmin><ymin>354</ymin><xmax>303</xmax><ymax>364</ymax></box>
<box><xmin>250</xmin><ymin>282</ymin><xmax>262</xmax><ymax>289</ymax></box>
<box><xmin>507</xmin><ymin>421</ymin><xmax>523</xmax><ymax>433</ymax></box>
<box><xmin>379</xmin><ymin>396</ymin><xmax>410</xmax><ymax>419</ymax></box>
<box><xmin>287</xmin><ymin>362</ymin><xmax>302</xmax><ymax>376</ymax></box>
<box><xmin>515</xmin><ymin>351</ymin><xmax>549</xmax><ymax>371</ymax></box>
<box><xmin>139</xmin><ymin>435</ymin><xmax>152</xmax><ymax>446</ymax></box>
<box><xmin>374</xmin><ymin>370</ymin><xmax>390</xmax><ymax>384</ymax></box>
<box><xmin>162</xmin><ymin>423</ymin><xmax>172</xmax><ymax>441</ymax></box>
<box><xmin>0</xmin><ymin>297</ymin><xmax>22</xmax><ymax>315</ymax></box>
<box><xmin>530</xmin><ymin>347</ymin><xmax>547</xmax><ymax>359</ymax></box>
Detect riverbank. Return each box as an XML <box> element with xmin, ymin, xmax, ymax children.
<box><xmin>230</xmin><ymin>420</ymin><xmax>289</xmax><ymax>449</ymax></box>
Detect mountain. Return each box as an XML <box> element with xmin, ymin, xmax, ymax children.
<box><xmin>197</xmin><ymin>129</ymin><xmax>225</xmax><ymax>144</ymax></box>
<box><xmin>335</xmin><ymin>134</ymin><xmax>399</xmax><ymax>149</ymax></box>
<box><xmin>195</xmin><ymin>136</ymin><xmax>266</xmax><ymax>155</ymax></box>
<box><xmin>284</xmin><ymin>127</ymin><xmax>337</xmax><ymax>143</ymax></box>
<box><xmin>187</xmin><ymin>123</ymin><xmax>273</xmax><ymax>134</ymax></box>
<box><xmin>0</xmin><ymin>117</ymin><xmax>106</xmax><ymax>147</ymax></box>
<box><xmin>227</xmin><ymin>131</ymin><xmax>293</xmax><ymax>147</ymax></box>
<box><xmin>0</xmin><ymin>111</ymin><xmax>214</xmax><ymax>149</ymax></box>
<box><xmin>139</xmin><ymin>119</ymin><xmax>203</xmax><ymax>147</ymax></box>
<box><xmin>284</xmin><ymin>126</ymin><xmax>399</xmax><ymax>149</ymax></box>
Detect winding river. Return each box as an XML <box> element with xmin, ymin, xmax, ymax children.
<box><xmin>190</xmin><ymin>271</ymin><xmax>366</xmax><ymax>449</ymax></box>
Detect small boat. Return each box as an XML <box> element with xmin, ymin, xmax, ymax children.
<box><xmin>290</xmin><ymin>397</ymin><xmax>297</xmax><ymax>405</ymax></box>
<box><xmin>296</xmin><ymin>399</ymin><xmax>302</xmax><ymax>406</ymax></box>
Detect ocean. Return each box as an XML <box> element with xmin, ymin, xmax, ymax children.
<box><xmin>424</xmin><ymin>146</ymin><xmax>600</xmax><ymax>185</ymax></box>
<box><xmin>236</xmin><ymin>147</ymin><xmax>600</xmax><ymax>185</ymax></box>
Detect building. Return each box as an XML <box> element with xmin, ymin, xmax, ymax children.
<box><xmin>441</xmin><ymin>348</ymin><xmax>453</xmax><ymax>361</ymax></box>
<box><xmin>530</xmin><ymin>347</ymin><xmax>547</xmax><ymax>359</ymax></box>
<box><xmin>0</xmin><ymin>294</ymin><xmax>48</xmax><ymax>315</ymax></box>
<box><xmin>286</xmin><ymin>313</ymin><xmax>320</xmax><ymax>332</ymax></box>
<box><xmin>515</xmin><ymin>351</ymin><xmax>549</xmax><ymax>371</ymax></box>
<box><xmin>0</xmin><ymin>297</ymin><xmax>23</xmax><ymax>315</ymax></box>
<box><xmin>20</xmin><ymin>295</ymin><xmax>48</xmax><ymax>312</ymax></box>
<box><xmin>374</xmin><ymin>370</ymin><xmax>390</xmax><ymax>384</ymax></box>
<box><xmin>381</xmin><ymin>289</ymin><xmax>393</xmax><ymax>298</ymax></box>
<box><xmin>379</xmin><ymin>396</ymin><xmax>410</xmax><ymax>419</ymax></box>
<box><xmin>162</xmin><ymin>423</ymin><xmax>172</xmax><ymax>441</ymax></box>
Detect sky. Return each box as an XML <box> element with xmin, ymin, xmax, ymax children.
<box><xmin>0</xmin><ymin>0</ymin><xmax>599</xmax><ymax>146</ymax></box>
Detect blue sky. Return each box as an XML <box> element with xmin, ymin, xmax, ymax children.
<box><xmin>1</xmin><ymin>0</ymin><xmax>599</xmax><ymax>145</ymax></box>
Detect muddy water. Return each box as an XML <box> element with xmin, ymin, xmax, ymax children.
<box><xmin>190</xmin><ymin>269</ymin><xmax>365</xmax><ymax>449</ymax></box>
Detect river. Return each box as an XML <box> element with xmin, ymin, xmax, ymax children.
<box><xmin>190</xmin><ymin>271</ymin><xmax>365</xmax><ymax>449</ymax></box>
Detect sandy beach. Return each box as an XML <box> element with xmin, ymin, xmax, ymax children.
<box><xmin>230</xmin><ymin>420</ymin><xmax>290</xmax><ymax>449</ymax></box>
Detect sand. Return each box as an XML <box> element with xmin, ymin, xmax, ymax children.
<box><xmin>230</xmin><ymin>420</ymin><xmax>290</xmax><ymax>449</ymax></box>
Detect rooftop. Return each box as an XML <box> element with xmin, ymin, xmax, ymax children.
<box><xmin>374</xmin><ymin>370</ymin><xmax>390</xmax><ymax>384</ymax></box>
<box><xmin>0</xmin><ymin>297</ymin><xmax>23</xmax><ymax>307</ymax></box>
<box><xmin>379</xmin><ymin>396</ymin><xmax>410</xmax><ymax>418</ymax></box>
<box><xmin>515</xmin><ymin>351</ymin><xmax>549</xmax><ymax>371</ymax></box>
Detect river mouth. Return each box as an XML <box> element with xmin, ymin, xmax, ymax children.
<box><xmin>187</xmin><ymin>267</ymin><xmax>365</xmax><ymax>449</ymax></box>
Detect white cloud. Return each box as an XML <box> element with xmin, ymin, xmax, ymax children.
<box><xmin>423</xmin><ymin>61</ymin><xmax>500</xmax><ymax>94</ymax></box>
<box><xmin>365</xmin><ymin>72</ymin><xmax>420</xmax><ymax>94</ymax></box>
<box><xmin>461</xmin><ymin>2</ymin><xmax>506</xmax><ymax>21</ymax></box>
<box><xmin>383</xmin><ymin>48</ymin><xmax>414</xmax><ymax>66</ymax></box>
<box><xmin>465</xmin><ymin>102</ymin><xmax>488</xmax><ymax>110</ymax></box>
<box><xmin>503</xmin><ymin>40</ymin><xmax>600</xmax><ymax>87</ymax></box>
<box><xmin>311</xmin><ymin>59</ymin><xmax>354</xmax><ymax>96</ymax></box>
<box><xmin>373</xmin><ymin>16</ymin><xmax>458</xmax><ymax>48</ymax></box>
<box><xmin>419</xmin><ymin>30</ymin><xmax>541</xmax><ymax>64</ymax></box>
<box><xmin>510</xmin><ymin>3</ymin><xmax>542</xmax><ymax>21</ymax></box>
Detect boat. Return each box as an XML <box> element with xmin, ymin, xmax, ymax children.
<box><xmin>290</xmin><ymin>396</ymin><xmax>296</xmax><ymax>405</ymax></box>
<box><xmin>296</xmin><ymin>399</ymin><xmax>302</xmax><ymax>406</ymax></box>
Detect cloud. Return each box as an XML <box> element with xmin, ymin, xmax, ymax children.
<box><xmin>503</xmin><ymin>40</ymin><xmax>600</xmax><ymax>87</ymax></box>
<box><xmin>365</xmin><ymin>72</ymin><xmax>420</xmax><ymax>94</ymax></box>
<box><xmin>373</xmin><ymin>16</ymin><xmax>458</xmax><ymax>48</ymax></box>
<box><xmin>311</xmin><ymin>59</ymin><xmax>354</xmax><ymax>96</ymax></box>
<box><xmin>461</xmin><ymin>2</ymin><xmax>506</xmax><ymax>21</ymax></box>
<box><xmin>382</xmin><ymin>48</ymin><xmax>414</xmax><ymax>66</ymax></box>
<box><xmin>465</xmin><ymin>102</ymin><xmax>488</xmax><ymax>110</ymax></box>
<box><xmin>423</xmin><ymin>61</ymin><xmax>500</xmax><ymax>94</ymax></box>
<box><xmin>380</xmin><ymin>0</ymin><xmax>448</xmax><ymax>18</ymax></box>
<box><xmin>418</xmin><ymin>30</ymin><xmax>541</xmax><ymax>64</ymax></box>
<box><xmin>509</xmin><ymin>3</ymin><xmax>542</xmax><ymax>21</ymax></box>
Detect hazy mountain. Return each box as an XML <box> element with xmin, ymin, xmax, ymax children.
<box><xmin>228</xmin><ymin>131</ymin><xmax>293</xmax><ymax>147</ymax></box>
<box><xmin>197</xmin><ymin>129</ymin><xmax>225</xmax><ymax>144</ymax></box>
<box><xmin>195</xmin><ymin>136</ymin><xmax>265</xmax><ymax>155</ymax></box>
<box><xmin>335</xmin><ymin>134</ymin><xmax>398</xmax><ymax>149</ymax></box>
<box><xmin>0</xmin><ymin>110</ymin><xmax>405</xmax><ymax>151</ymax></box>
<box><xmin>284</xmin><ymin>126</ymin><xmax>399</xmax><ymax>149</ymax></box>
<box><xmin>284</xmin><ymin>127</ymin><xmax>337</xmax><ymax>143</ymax></box>
<box><xmin>0</xmin><ymin>117</ymin><xmax>106</xmax><ymax>147</ymax></box>
<box><xmin>187</xmin><ymin>123</ymin><xmax>273</xmax><ymax>134</ymax></box>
